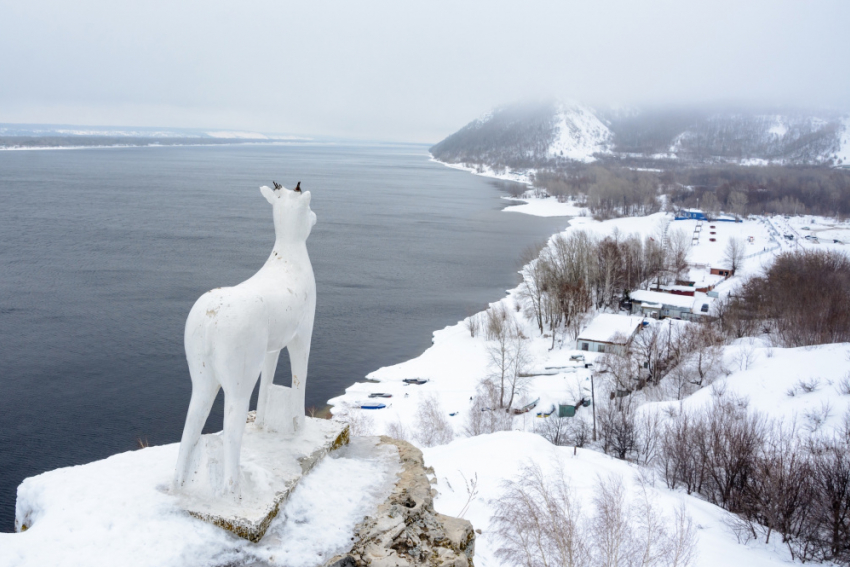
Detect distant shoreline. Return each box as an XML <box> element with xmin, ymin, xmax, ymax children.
<box><xmin>324</xmin><ymin>155</ymin><xmax>576</xmax><ymax>416</ymax></box>
<box><xmin>0</xmin><ymin>139</ymin><xmax>323</xmax><ymax>151</ymax></box>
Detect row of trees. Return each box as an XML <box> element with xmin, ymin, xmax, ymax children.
<box><xmin>667</xmin><ymin>166</ymin><xmax>850</xmax><ymax>218</ymax></box>
<box><xmin>534</xmin><ymin>167</ymin><xmax>662</xmax><ymax>219</ymax></box>
<box><xmin>597</xmin><ymin>319</ymin><xmax>725</xmax><ymax>402</ymax></box>
<box><xmin>722</xmin><ymin>250</ymin><xmax>850</xmax><ymax>347</ymax></box>
<box><xmin>518</xmin><ymin>228</ymin><xmax>690</xmax><ymax>347</ymax></box>
<box><xmin>542</xmin><ymin>386</ymin><xmax>850</xmax><ymax>563</ymax></box>
<box><xmin>659</xmin><ymin>394</ymin><xmax>850</xmax><ymax>563</ymax></box>
<box><xmin>533</xmin><ymin>164</ymin><xmax>850</xmax><ymax>219</ymax></box>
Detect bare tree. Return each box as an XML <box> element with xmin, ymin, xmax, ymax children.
<box><xmin>806</xmin><ymin>435</ymin><xmax>850</xmax><ymax>563</ymax></box>
<box><xmin>676</xmin><ymin>322</ymin><xmax>726</xmax><ymax>394</ymax></box>
<box><xmin>493</xmin><ymin>464</ymin><xmax>698</xmax><ymax>567</ymax></box>
<box><xmin>726</xmin><ymin>191</ymin><xmax>749</xmax><ymax>217</ymax></box>
<box><xmin>597</xmin><ymin>333</ymin><xmax>640</xmax><ymax>401</ymax></box>
<box><xmin>464</xmin><ymin>312</ymin><xmax>480</xmax><ymax>338</ymax></box>
<box><xmin>631</xmin><ymin>320</ymin><xmax>668</xmax><ymax>385</ymax></box>
<box><xmin>486</xmin><ymin>310</ymin><xmax>531</xmax><ymax>410</ymax></box>
<box><xmin>598</xmin><ymin>398</ymin><xmax>639</xmax><ymax>460</ymax></box>
<box><xmin>723</xmin><ymin>237</ymin><xmax>745</xmax><ymax>274</ymax></box>
<box><xmin>386</xmin><ymin>418</ymin><xmax>411</xmax><ymax>442</ymax></box>
<box><xmin>485</xmin><ymin>304</ymin><xmax>512</xmax><ymax>407</ymax></box>
<box><xmin>464</xmin><ymin>378</ymin><xmax>513</xmax><ymax>436</ymax></box>
<box><xmin>485</xmin><ymin>303</ymin><xmax>510</xmax><ymax>341</ymax></box>
<box><xmin>596</xmin><ymin>234</ymin><xmax>625</xmax><ymax>309</ymax></box>
<box><xmin>414</xmin><ymin>395</ymin><xmax>454</xmax><ymax>447</ymax></box>
<box><xmin>333</xmin><ymin>402</ymin><xmax>375</xmax><ymax>436</ymax></box>
<box><xmin>666</xmin><ymin>228</ymin><xmax>692</xmax><ymax>281</ymax></box>
<box><xmin>518</xmin><ymin>243</ymin><xmax>550</xmax><ymax>334</ymax></box>
<box><xmin>492</xmin><ymin>462</ymin><xmax>589</xmax><ymax>567</ymax></box>
<box><xmin>546</xmin><ymin>231</ymin><xmax>596</xmax><ymax>336</ymax></box>
<box><xmin>700</xmin><ymin>192</ymin><xmax>721</xmax><ymax>219</ymax></box>
<box><xmin>535</xmin><ymin>415</ymin><xmax>590</xmax><ymax>448</ymax></box>
<box><xmin>592</xmin><ymin>475</ymin><xmax>634</xmax><ymax>566</ymax></box>
<box><xmin>505</xmin><ymin>328</ymin><xmax>532</xmax><ymax>410</ymax></box>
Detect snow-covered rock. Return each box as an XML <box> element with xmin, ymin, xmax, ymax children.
<box><xmin>1</xmin><ymin>437</ymin><xmax>402</xmax><ymax>567</ymax></box>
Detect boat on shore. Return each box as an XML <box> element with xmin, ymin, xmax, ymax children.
<box><xmin>513</xmin><ymin>397</ymin><xmax>540</xmax><ymax>415</ymax></box>
<box><xmin>357</xmin><ymin>402</ymin><xmax>387</xmax><ymax>410</ymax></box>
<box><xmin>403</xmin><ymin>378</ymin><xmax>429</xmax><ymax>385</ymax></box>
<box><xmin>536</xmin><ymin>405</ymin><xmax>556</xmax><ymax>418</ymax></box>
<box><xmin>368</xmin><ymin>393</ymin><xmax>392</xmax><ymax>398</ymax></box>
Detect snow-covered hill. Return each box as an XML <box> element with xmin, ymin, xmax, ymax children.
<box><xmin>428</xmin><ymin>99</ymin><xmax>612</xmax><ymax>169</ymax></box>
<box><xmin>547</xmin><ymin>101</ymin><xmax>612</xmax><ymax>162</ymax></box>
<box><xmin>430</xmin><ymin>101</ymin><xmax>849</xmax><ymax>168</ymax></box>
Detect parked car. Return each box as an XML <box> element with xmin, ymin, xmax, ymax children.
<box><xmin>569</xmin><ymin>354</ymin><xmax>585</xmax><ymax>362</ymax></box>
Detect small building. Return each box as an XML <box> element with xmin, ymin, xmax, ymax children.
<box><xmin>674</xmin><ymin>208</ymin><xmax>708</xmax><ymax>221</ymax></box>
<box><xmin>653</xmin><ymin>284</ymin><xmax>695</xmax><ymax>297</ymax></box>
<box><xmin>575</xmin><ymin>314</ymin><xmax>643</xmax><ymax>355</ymax></box>
<box><xmin>629</xmin><ymin>289</ymin><xmax>714</xmax><ymax>321</ymax></box>
<box><xmin>710</xmin><ymin>267</ymin><xmax>734</xmax><ymax>278</ymax></box>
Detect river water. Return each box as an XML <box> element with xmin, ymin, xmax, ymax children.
<box><xmin>0</xmin><ymin>143</ymin><xmax>566</xmax><ymax>530</ymax></box>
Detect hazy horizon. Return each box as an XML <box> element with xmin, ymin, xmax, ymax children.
<box><xmin>2</xmin><ymin>0</ymin><xmax>849</xmax><ymax>143</ymax></box>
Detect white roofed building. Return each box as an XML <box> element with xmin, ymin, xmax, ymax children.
<box><xmin>575</xmin><ymin>314</ymin><xmax>644</xmax><ymax>355</ymax></box>
<box><xmin>629</xmin><ymin>289</ymin><xmax>715</xmax><ymax>320</ymax></box>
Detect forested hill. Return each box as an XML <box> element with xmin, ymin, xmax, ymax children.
<box><xmin>430</xmin><ymin>101</ymin><xmax>850</xmax><ymax>169</ymax></box>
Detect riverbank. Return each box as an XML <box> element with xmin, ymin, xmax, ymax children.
<box><xmin>324</xmin><ymin>158</ymin><xmax>635</xmax><ymax>437</ymax></box>
<box><xmin>325</xmin><ymin>157</ymin><xmax>850</xmax><ymax>567</ymax></box>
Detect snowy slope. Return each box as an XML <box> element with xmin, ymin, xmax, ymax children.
<box><xmin>648</xmin><ymin>341</ymin><xmax>850</xmax><ymax>436</ymax></box>
<box><xmin>547</xmin><ymin>101</ymin><xmax>611</xmax><ymax>162</ymax></box>
<box><xmin>328</xmin><ymin>201</ymin><xmax>850</xmax><ymax>565</ymax></box>
<box><xmin>668</xmin><ymin>113</ymin><xmax>842</xmax><ymax>164</ymax></box>
<box><xmin>424</xmin><ymin>432</ymin><xmax>795</xmax><ymax>567</ymax></box>
<box><xmin>431</xmin><ymin>103</ymin><xmax>848</xmax><ymax>167</ymax></box>
<box><xmin>838</xmin><ymin>117</ymin><xmax>850</xmax><ymax>165</ymax></box>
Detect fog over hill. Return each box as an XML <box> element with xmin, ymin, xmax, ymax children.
<box><xmin>430</xmin><ymin>101</ymin><xmax>850</xmax><ymax>169</ymax></box>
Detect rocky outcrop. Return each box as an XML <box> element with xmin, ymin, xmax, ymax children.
<box><xmin>324</xmin><ymin>437</ymin><xmax>475</xmax><ymax>567</ymax></box>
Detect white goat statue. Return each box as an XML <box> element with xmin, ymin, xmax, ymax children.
<box><xmin>174</xmin><ymin>183</ymin><xmax>317</xmax><ymax>499</ymax></box>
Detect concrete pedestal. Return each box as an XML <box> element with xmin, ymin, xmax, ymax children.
<box><xmin>176</xmin><ymin>417</ymin><xmax>349</xmax><ymax>542</ymax></box>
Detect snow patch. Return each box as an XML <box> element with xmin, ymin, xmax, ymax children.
<box><xmin>205</xmin><ymin>131</ymin><xmax>269</xmax><ymax>140</ymax></box>
<box><xmin>768</xmin><ymin>116</ymin><xmax>788</xmax><ymax>138</ymax></box>
<box><xmin>501</xmin><ymin>195</ymin><xmax>587</xmax><ymax>217</ymax></box>
<box><xmin>547</xmin><ymin>101</ymin><xmax>612</xmax><ymax>162</ymax></box>
<box><xmin>1</xmin><ymin>438</ymin><xmax>400</xmax><ymax>567</ymax></box>
<box><xmin>424</xmin><ymin>432</ymin><xmax>796</xmax><ymax>567</ymax></box>
<box><xmin>838</xmin><ymin>116</ymin><xmax>850</xmax><ymax>164</ymax></box>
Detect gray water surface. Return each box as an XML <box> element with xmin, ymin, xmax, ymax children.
<box><xmin>0</xmin><ymin>143</ymin><xmax>566</xmax><ymax>531</ymax></box>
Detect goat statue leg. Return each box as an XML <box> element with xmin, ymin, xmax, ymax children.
<box><xmin>285</xmin><ymin>331</ymin><xmax>312</xmax><ymax>433</ymax></box>
<box><xmin>255</xmin><ymin>350</ymin><xmax>280</xmax><ymax>428</ymax></box>
<box><xmin>174</xmin><ymin>376</ymin><xmax>220</xmax><ymax>489</ymax></box>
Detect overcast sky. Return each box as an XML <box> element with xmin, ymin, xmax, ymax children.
<box><xmin>1</xmin><ymin>0</ymin><xmax>848</xmax><ymax>143</ymax></box>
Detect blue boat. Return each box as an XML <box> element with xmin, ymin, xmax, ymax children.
<box><xmin>536</xmin><ymin>405</ymin><xmax>556</xmax><ymax>418</ymax></box>
<box><xmin>359</xmin><ymin>403</ymin><xmax>386</xmax><ymax>410</ymax></box>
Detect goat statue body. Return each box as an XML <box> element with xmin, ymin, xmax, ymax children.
<box><xmin>174</xmin><ymin>184</ymin><xmax>317</xmax><ymax>499</ymax></box>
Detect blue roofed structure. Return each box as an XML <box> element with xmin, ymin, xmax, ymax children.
<box><xmin>674</xmin><ymin>209</ymin><xmax>707</xmax><ymax>221</ymax></box>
